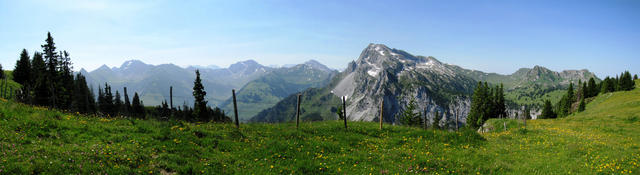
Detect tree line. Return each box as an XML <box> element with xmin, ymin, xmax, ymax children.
<box><xmin>540</xmin><ymin>73</ymin><xmax>635</xmax><ymax>119</ymax></box>
<box><xmin>10</xmin><ymin>32</ymin><xmax>230</xmax><ymax>122</ymax></box>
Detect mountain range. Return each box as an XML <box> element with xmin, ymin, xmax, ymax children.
<box><xmin>80</xmin><ymin>59</ymin><xmax>334</xmax><ymax>111</ymax></box>
<box><xmin>251</xmin><ymin>44</ymin><xmax>599</xmax><ymax>125</ymax></box>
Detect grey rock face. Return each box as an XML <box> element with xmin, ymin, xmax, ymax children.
<box><xmin>331</xmin><ymin>44</ymin><xmax>475</xmax><ymax>125</ymax></box>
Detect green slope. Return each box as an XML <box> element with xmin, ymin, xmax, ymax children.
<box><xmin>220</xmin><ymin>64</ymin><xmax>336</xmax><ymax>121</ymax></box>
<box><xmin>0</xmin><ymin>80</ymin><xmax>638</xmax><ymax>174</ymax></box>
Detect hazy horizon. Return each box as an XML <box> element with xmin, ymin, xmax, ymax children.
<box><xmin>1</xmin><ymin>0</ymin><xmax>639</xmax><ymax>78</ymax></box>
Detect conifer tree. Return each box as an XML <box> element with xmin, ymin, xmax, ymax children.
<box><xmin>104</xmin><ymin>84</ymin><xmax>114</xmax><ymax>116</ymax></box>
<box><xmin>634</xmin><ymin>74</ymin><xmax>638</xmax><ymax>80</ymax></box>
<box><xmin>540</xmin><ymin>99</ymin><xmax>555</xmax><ymax>119</ymax></box>
<box><xmin>397</xmin><ymin>97</ymin><xmax>421</xmax><ymax>126</ymax></box>
<box><xmin>0</xmin><ymin>64</ymin><xmax>3</xmax><ymax>79</ymax></box>
<box><xmin>619</xmin><ymin>71</ymin><xmax>634</xmax><ymax>91</ymax></box>
<box><xmin>13</xmin><ymin>49</ymin><xmax>31</xmax><ymax>86</ymax></box>
<box><xmin>578</xmin><ymin>98</ymin><xmax>585</xmax><ymax>112</ymax></box>
<box><xmin>97</xmin><ymin>85</ymin><xmax>104</xmax><ymax>113</ymax></box>
<box><xmin>123</xmin><ymin>87</ymin><xmax>131</xmax><ymax>116</ymax></box>
<box><xmin>495</xmin><ymin>83</ymin><xmax>506</xmax><ymax>118</ymax></box>
<box><xmin>87</xmin><ymin>86</ymin><xmax>97</xmax><ymax>114</ymax></box>
<box><xmin>31</xmin><ymin>52</ymin><xmax>49</xmax><ymax>106</ymax></box>
<box><xmin>583</xmin><ymin>82</ymin><xmax>588</xmax><ymax>100</ymax></box>
<box><xmin>468</xmin><ymin>82</ymin><xmax>490</xmax><ymax>128</ymax></box>
<box><xmin>114</xmin><ymin>90</ymin><xmax>122</xmax><ymax>116</ymax></box>
<box><xmin>587</xmin><ymin>77</ymin><xmax>597</xmax><ymax>97</ymax></box>
<box><xmin>192</xmin><ymin>70</ymin><xmax>208</xmax><ymax>121</ymax></box>
<box><xmin>58</xmin><ymin>51</ymin><xmax>74</xmax><ymax>110</ymax></box>
<box><xmin>42</xmin><ymin>32</ymin><xmax>59</xmax><ymax>108</ymax></box>
<box><xmin>132</xmin><ymin>92</ymin><xmax>144</xmax><ymax>118</ymax></box>
<box><xmin>72</xmin><ymin>74</ymin><xmax>91</xmax><ymax>113</ymax></box>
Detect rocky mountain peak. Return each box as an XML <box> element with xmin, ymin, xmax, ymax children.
<box><xmin>302</xmin><ymin>59</ymin><xmax>332</xmax><ymax>72</ymax></box>
<box><xmin>228</xmin><ymin>59</ymin><xmax>269</xmax><ymax>75</ymax></box>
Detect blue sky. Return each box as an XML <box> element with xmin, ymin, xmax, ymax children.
<box><xmin>0</xmin><ymin>0</ymin><xmax>638</xmax><ymax>78</ymax></box>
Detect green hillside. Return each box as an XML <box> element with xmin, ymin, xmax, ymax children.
<box><xmin>0</xmin><ymin>80</ymin><xmax>638</xmax><ymax>174</ymax></box>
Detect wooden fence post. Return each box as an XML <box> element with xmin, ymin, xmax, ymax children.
<box><xmin>342</xmin><ymin>96</ymin><xmax>347</xmax><ymax>130</ymax></box>
<box><xmin>296</xmin><ymin>94</ymin><xmax>301</xmax><ymax>129</ymax></box>
<box><xmin>232</xmin><ymin>89</ymin><xmax>239</xmax><ymax>128</ymax></box>
<box><xmin>379</xmin><ymin>99</ymin><xmax>383</xmax><ymax>130</ymax></box>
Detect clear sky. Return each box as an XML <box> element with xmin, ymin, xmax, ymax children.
<box><xmin>0</xmin><ymin>0</ymin><xmax>638</xmax><ymax>78</ymax></box>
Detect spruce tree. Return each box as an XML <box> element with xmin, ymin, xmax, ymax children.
<box><xmin>619</xmin><ymin>71</ymin><xmax>634</xmax><ymax>91</ymax></box>
<box><xmin>123</xmin><ymin>87</ymin><xmax>131</xmax><ymax>116</ymax></box>
<box><xmin>540</xmin><ymin>99</ymin><xmax>555</xmax><ymax>119</ymax></box>
<box><xmin>192</xmin><ymin>70</ymin><xmax>208</xmax><ymax>121</ymax></box>
<box><xmin>495</xmin><ymin>83</ymin><xmax>506</xmax><ymax>118</ymax></box>
<box><xmin>581</xmin><ymin>82</ymin><xmax>587</xmax><ymax>100</ymax></box>
<box><xmin>587</xmin><ymin>78</ymin><xmax>597</xmax><ymax>97</ymax></box>
<box><xmin>634</xmin><ymin>74</ymin><xmax>638</xmax><ymax>80</ymax></box>
<box><xmin>468</xmin><ymin>82</ymin><xmax>489</xmax><ymax>128</ymax></box>
<box><xmin>31</xmin><ymin>52</ymin><xmax>49</xmax><ymax>106</ymax></box>
<box><xmin>42</xmin><ymin>32</ymin><xmax>59</xmax><ymax>108</ymax></box>
<box><xmin>103</xmin><ymin>84</ymin><xmax>114</xmax><ymax>116</ymax></box>
<box><xmin>397</xmin><ymin>97</ymin><xmax>421</xmax><ymax>126</ymax></box>
<box><xmin>87</xmin><ymin>86</ymin><xmax>97</xmax><ymax>114</ymax></box>
<box><xmin>601</xmin><ymin>77</ymin><xmax>610</xmax><ymax>94</ymax></box>
<box><xmin>58</xmin><ymin>51</ymin><xmax>74</xmax><ymax>110</ymax></box>
<box><xmin>114</xmin><ymin>90</ymin><xmax>122</xmax><ymax>116</ymax></box>
<box><xmin>72</xmin><ymin>74</ymin><xmax>90</xmax><ymax>113</ymax></box>
<box><xmin>0</xmin><ymin>64</ymin><xmax>3</xmax><ymax>79</ymax></box>
<box><xmin>97</xmin><ymin>85</ymin><xmax>105</xmax><ymax>113</ymax></box>
<box><xmin>132</xmin><ymin>92</ymin><xmax>144</xmax><ymax>118</ymax></box>
<box><xmin>578</xmin><ymin>98</ymin><xmax>585</xmax><ymax>112</ymax></box>
<box><xmin>13</xmin><ymin>49</ymin><xmax>31</xmax><ymax>86</ymax></box>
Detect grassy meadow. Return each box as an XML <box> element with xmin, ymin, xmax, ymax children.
<box><xmin>0</xmin><ymin>80</ymin><xmax>639</xmax><ymax>174</ymax></box>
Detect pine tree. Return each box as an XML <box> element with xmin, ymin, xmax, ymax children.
<box><xmin>581</xmin><ymin>82</ymin><xmax>587</xmax><ymax>100</ymax></box>
<box><xmin>587</xmin><ymin>78</ymin><xmax>597</xmax><ymax>97</ymax></box>
<box><xmin>468</xmin><ymin>82</ymin><xmax>490</xmax><ymax>128</ymax></box>
<box><xmin>0</xmin><ymin>64</ymin><xmax>3</xmax><ymax>79</ymax></box>
<box><xmin>13</xmin><ymin>49</ymin><xmax>31</xmax><ymax>86</ymax></box>
<box><xmin>104</xmin><ymin>84</ymin><xmax>114</xmax><ymax>116</ymax></box>
<box><xmin>87</xmin><ymin>86</ymin><xmax>97</xmax><ymax>114</ymax></box>
<box><xmin>578</xmin><ymin>98</ymin><xmax>586</xmax><ymax>112</ymax></box>
<box><xmin>192</xmin><ymin>70</ymin><xmax>208</xmax><ymax>121</ymax></box>
<box><xmin>72</xmin><ymin>74</ymin><xmax>91</xmax><ymax>113</ymax></box>
<box><xmin>123</xmin><ymin>87</ymin><xmax>131</xmax><ymax>116</ymax></box>
<box><xmin>114</xmin><ymin>90</ymin><xmax>122</xmax><ymax>116</ymax></box>
<box><xmin>397</xmin><ymin>97</ymin><xmax>421</xmax><ymax>126</ymax></box>
<box><xmin>601</xmin><ymin>77</ymin><xmax>610</xmax><ymax>94</ymax></box>
<box><xmin>97</xmin><ymin>85</ymin><xmax>104</xmax><ymax>113</ymax></box>
<box><xmin>132</xmin><ymin>92</ymin><xmax>144</xmax><ymax>118</ymax></box>
<box><xmin>31</xmin><ymin>52</ymin><xmax>49</xmax><ymax>106</ymax></box>
<box><xmin>495</xmin><ymin>83</ymin><xmax>506</xmax><ymax>118</ymax></box>
<box><xmin>619</xmin><ymin>71</ymin><xmax>634</xmax><ymax>91</ymax></box>
<box><xmin>567</xmin><ymin>83</ymin><xmax>575</xmax><ymax>104</ymax></box>
<box><xmin>42</xmin><ymin>32</ymin><xmax>59</xmax><ymax>108</ymax></box>
<box><xmin>58</xmin><ymin>51</ymin><xmax>74</xmax><ymax>110</ymax></box>
<box><xmin>634</xmin><ymin>74</ymin><xmax>638</xmax><ymax>80</ymax></box>
<box><xmin>540</xmin><ymin>99</ymin><xmax>555</xmax><ymax>119</ymax></box>
<box><xmin>14</xmin><ymin>49</ymin><xmax>32</xmax><ymax>103</ymax></box>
